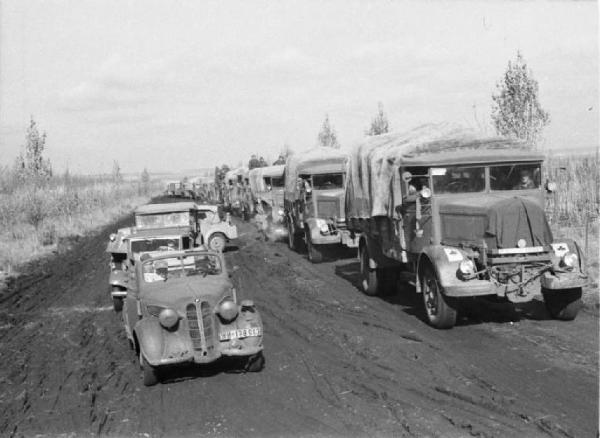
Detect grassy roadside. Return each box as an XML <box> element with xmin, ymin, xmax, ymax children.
<box><xmin>0</xmin><ymin>177</ymin><xmax>162</xmax><ymax>275</ymax></box>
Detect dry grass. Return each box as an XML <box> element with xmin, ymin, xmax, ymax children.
<box><xmin>545</xmin><ymin>152</ymin><xmax>600</xmax><ymax>305</ymax></box>
<box><xmin>0</xmin><ymin>175</ymin><xmax>162</xmax><ymax>273</ymax></box>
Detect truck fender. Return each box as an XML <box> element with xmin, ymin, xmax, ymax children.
<box><xmin>304</xmin><ymin>218</ymin><xmax>322</xmax><ymax>241</ymax></box>
<box><xmin>417</xmin><ymin>245</ymin><xmax>465</xmax><ymax>292</ymax></box>
<box><xmin>358</xmin><ymin>235</ymin><xmax>391</xmax><ymax>270</ymax></box>
<box><xmin>134</xmin><ymin>319</ymin><xmax>165</xmax><ymax>366</ymax></box>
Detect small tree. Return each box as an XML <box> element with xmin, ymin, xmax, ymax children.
<box><xmin>317</xmin><ymin>114</ymin><xmax>340</xmax><ymax>148</ymax></box>
<box><xmin>112</xmin><ymin>160</ymin><xmax>123</xmax><ymax>184</ymax></box>
<box><xmin>140</xmin><ymin>167</ymin><xmax>150</xmax><ymax>195</ymax></box>
<box><xmin>14</xmin><ymin>117</ymin><xmax>52</xmax><ymax>183</ymax></box>
<box><xmin>365</xmin><ymin>102</ymin><xmax>390</xmax><ymax>136</ymax></box>
<box><xmin>491</xmin><ymin>51</ymin><xmax>549</xmax><ymax>146</ymax></box>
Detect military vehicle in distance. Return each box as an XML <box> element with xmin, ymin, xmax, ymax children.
<box><xmin>284</xmin><ymin>148</ymin><xmax>359</xmax><ymax>263</ymax></box>
<box><xmin>346</xmin><ymin>123</ymin><xmax>587</xmax><ymax>328</ymax></box>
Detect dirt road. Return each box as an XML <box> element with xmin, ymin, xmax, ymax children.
<box><xmin>0</xmin><ymin>205</ymin><xmax>598</xmax><ymax>437</ymax></box>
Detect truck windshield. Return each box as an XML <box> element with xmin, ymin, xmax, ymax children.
<box><xmin>271</xmin><ymin>176</ymin><xmax>284</xmax><ymax>187</ymax></box>
<box><xmin>312</xmin><ymin>173</ymin><xmax>344</xmax><ymax>190</ymax></box>
<box><xmin>490</xmin><ymin>163</ymin><xmax>541</xmax><ymax>191</ymax></box>
<box><xmin>431</xmin><ymin>166</ymin><xmax>485</xmax><ymax>194</ymax></box>
<box><xmin>131</xmin><ymin>238</ymin><xmax>181</xmax><ymax>254</ymax></box>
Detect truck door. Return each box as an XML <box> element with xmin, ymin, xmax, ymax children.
<box><xmin>400</xmin><ymin>169</ymin><xmax>432</xmax><ymax>255</ymax></box>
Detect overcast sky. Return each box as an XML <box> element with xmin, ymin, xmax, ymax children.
<box><xmin>0</xmin><ymin>0</ymin><xmax>597</xmax><ymax>174</ymax></box>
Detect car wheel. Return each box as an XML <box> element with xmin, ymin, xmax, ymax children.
<box><xmin>541</xmin><ymin>287</ymin><xmax>582</xmax><ymax>320</ymax></box>
<box><xmin>360</xmin><ymin>245</ymin><xmax>379</xmax><ymax>296</ymax></box>
<box><xmin>208</xmin><ymin>233</ymin><xmax>226</xmax><ymax>252</ymax></box>
<box><xmin>244</xmin><ymin>352</ymin><xmax>265</xmax><ymax>372</ymax></box>
<box><xmin>112</xmin><ymin>295</ymin><xmax>123</xmax><ymax>312</ymax></box>
<box><xmin>420</xmin><ymin>265</ymin><xmax>457</xmax><ymax>329</ymax></box>
<box><xmin>140</xmin><ymin>353</ymin><xmax>159</xmax><ymax>386</ymax></box>
<box><xmin>305</xmin><ymin>231</ymin><xmax>323</xmax><ymax>263</ymax></box>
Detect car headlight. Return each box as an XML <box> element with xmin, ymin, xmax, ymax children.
<box><xmin>218</xmin><ymin>299</ymin><xmax>238</xmax><ymax>322</ymax></box>
<box><xmin>458</xmin><ymin>259</ymin><xmax>476</xmax><ymax>279</ymax></box>
<box><xmin>561</xmin><ymin>252</ymin><xmax>578</xmax><ymax>270</ymax></box>
<box><xmin>159</xmin><ymin>308</ymin><xmax>179</xmax><ymax>329</ymax></box>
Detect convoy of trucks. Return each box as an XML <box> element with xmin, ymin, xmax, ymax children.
<box><xmin>157</xmin><ymin>123</ymin><xmax>586</xmax><ymax>328</ymax></box>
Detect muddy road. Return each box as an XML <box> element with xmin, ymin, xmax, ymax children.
<box><xmin>0</xmin><ymin>205</ymin><xmax>598</xmax><ymax>437</ymax></box>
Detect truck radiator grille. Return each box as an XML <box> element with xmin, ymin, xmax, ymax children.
<box><xmin>317</xmin><ymin>199</ymin><xmax>340</xmax><ymax>220</ymax></box>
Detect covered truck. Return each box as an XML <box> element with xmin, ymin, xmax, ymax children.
<box><xmin>224</xmin><ymin>167</ymin><xmax>251</xmax><ymax>219</ymax></box>
<box><xmin>346</xmin><ymin>123</ymin><xmax>587</xmax><ymax>328</ymax></box>
<box><xmin>248</xmin><ymin>164</ymin><xmax>286</xmax><ymax>238</ymax></box>
<box><xmin>284</xmin><ymin>148</ymin><xmax>359</xmax><ymax>263</ymax></box>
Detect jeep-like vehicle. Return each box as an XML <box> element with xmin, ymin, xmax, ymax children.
<box><xmin>134</xmin><ymin>202</ymin><xmax>201</xmax><ymax>243</ymax></box>
<box><xmin>196</xmin><ymin>203</ymin><xmax>238</xmax><ymax>252</ymax></box>
<box><xmin>346</xmin><ymin>124</ymin><xmax>587</xmax><ymax>328</ymax></box>
<box><xmin>248</xmin><ymin>164</ymin><xmax>287</xmax><ymax>238</ymax></box>
<box><xmin>106</xmin><ymin>227</ymin><xmax>132</xmax><ymax>311</ymax></box>
<box><xmin>284</xmin><ymin>148</ymin><xmax>359</xmax><ymax>263</ymax></box>
<box><xmin>122</xmin><ymin>249</ymin><xmax>264</xmax><ymax>386</ymax></box>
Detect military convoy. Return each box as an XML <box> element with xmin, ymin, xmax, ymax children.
<box><xmin>112</xmin><ymin>123</ymin><xmax>586</xmax><ymax>384</ymax></box>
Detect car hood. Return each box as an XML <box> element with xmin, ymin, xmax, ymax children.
<box><xmin>140</xmin><ymin>276</ymin><xmax>233</xmax><ymax>308</ymax></box>
<box><xmin>437</xmin><ymin>194</ymin><xmax>553</xmax><ymax>249</ymax></box>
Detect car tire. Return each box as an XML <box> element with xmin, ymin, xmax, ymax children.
<box><xmin>306</xmin><ymin>231</ymin><xmax>323</xmax><ymax>263</ymax></box>
<box><xmin>208</xmin><ymin>233</ymin><xmax>226</xmax><ymax>252</ymax></box>
<box><xmin>244</xmin><ymin>352</ymin><xmax>265</xmax><ymax>372</ymax></box>
<box><xmin>141</xmin><ymin>353</ymin><xmax>159</xmax><ymax>386</ymax></box>
<box><xmin>541</xmin><ymin>287</ymin><xmax>582</xmax><ymax>320</ymax></box>
<box><xmin>420</xmin><ymin>265</ymin><xmax>457</xmax><ymax>329</ymax></box>
<box><xmin>360</xmin><ymin>245</ymin><xmax>379</xmax><ymax>296</ymax></box>
<box><xmin>112</xmin><ymin>295</ymin><xmax>123</xmax><ymax>312</ymax></box>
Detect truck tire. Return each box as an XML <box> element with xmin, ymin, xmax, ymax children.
<box><xmin>287</xmin><ymin>219</ymin><xmax>297</xmax><ymax>251</ymax></box>
<box><xmin>420</xmin><ymin>265</ymin><xmax>457</xmax><ymax>329</ymax></box>
<box><xmin>360</xmin><ymin>245</ymin><xmax>379</xmax><ymax>296</ymax></box>
<box><xmin>112</xmin><ymin>295</ymin><xmax>124</xmax><ymax>312</ymax></box>
<box><xmin>306</xmin><ymin>231</ymin><xmax>323</xmax><ymax>263</ymax></box>
<box><xmin>541</xmin><ymin>287</ymin><xmax>582</xmax><ymax>320</ymax></box>
<box><xmin>208</xmin><ymin>233</ymin><xmax>227</xmax><ymax>252</ymax></box>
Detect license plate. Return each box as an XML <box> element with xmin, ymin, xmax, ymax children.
<box><xmin>219</xmin><ymin>327</ymin><xmax>262</xmax><ymax>341</ymax></box>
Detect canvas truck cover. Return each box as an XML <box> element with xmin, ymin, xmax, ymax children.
<box><xmin>249</xmin><ymin>165</ymin><xmax>285</xmax><ymax>197</ymax></box>
<box><xmin>284</xmin><ymin>148</ymin><xmax>349</xmax><ymax>202</ymax></box>
<box><xmin>346</xmin><ymin>123</ymin><xmax>542</xmax><ymax>219</ymax></box>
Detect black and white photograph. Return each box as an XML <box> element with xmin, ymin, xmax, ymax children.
<box><xmin>0</xmin><ymin>1</ymin><xmax>598</xmax><ymax>436</ymax></box>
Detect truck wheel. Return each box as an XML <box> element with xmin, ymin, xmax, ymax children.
<box><xmin>420</xmin><ymin>266</ymin><xmax>457</xmax><ymax>329</ymax></box>
<box><xmin>360</xmin><ymin>246</ymin><xmax>379</xmax><ymax>296</ymax></box>
<box><xmin>541</xmin><ymin>287</ymin><xmax>582</xmax><ymax>320</ymax></box>
<box><xmin>287</xmin><ymin>220</ymin><xmax>297</xmax><ymax>251</ymax></box>
<box><xmin>306</xmin><ymin>231</ymin><xmax>323</xmax><ymax>263</ymax></box>
<box><xmin>141</xmin><ymin>353</ymin><xmax>159</xmax><ymax>386</ymax></box>
<box><xmin>208</xmin><ymin>233</ymin><xmax>226</xmax><ymax>252</ymax></box>
<box><xmin>112</xmin><ymin>295</ymin><xmax>124</xmax><ymax>312</ymax></box>
<box><xmin>244</xmin><ymin>352</ymin><xmax>265</xmax><ymax>372</ymax></box>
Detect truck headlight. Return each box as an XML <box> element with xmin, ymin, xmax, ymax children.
<box><xmin>458</xmin><ymin>259</ymin><xmax>476</xmax><ymax>279</ymax></box>
<box><xmin>277</xmin><ymin>209</ymin><xmax>284</xmax><ymax>216</ymax></box>
<box><xmin>561</xmin><ymin>252</ymin><xmax>578</xmax><ymax>270</ymax></box>
<box><xmin>315</xmin><ymin>219</ymin><xmax>329</xmax><ymax>234</ymax></box>
<box><xmin>159</xmin><ymin>308</ymin><xmax>179</xmax><ymax>329</ymax></box>
<box><xmin>218</xmin><ymin>299</ymin><xmax>238</xmax><ymax>322</ymax></box>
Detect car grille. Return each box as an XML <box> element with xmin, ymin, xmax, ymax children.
<box><xmin>186</xmin><ymin>302</ymin><xmax>215</xmax><ymax>354</ymax></box>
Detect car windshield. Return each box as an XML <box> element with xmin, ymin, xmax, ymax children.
<box><xmin>312</xmin><ymin>173</ymin><xmax>344</xmax><ymax>190</ymax></box>
<box><xmin>142</xmin><ymin>254</ymin><xmax>222</xmax><ymax>283</ymax></box>
<box><xmin>131</xmin><ymin>238</ymin><xmax>181</xmax><ymax>254</ymax></box>
<box><xmin>135</xmin><ymin>212</ymin><xmax>190</xmax><ymax>229</ymax></box>
<box><xmin>490</xmin><ymin>163</ymin><xmax>541</xmax><ymax>190</ymax></box>
<box><xmin>198</xmin><ymin>210</ymin><xmax>217</xmax><ymax>222</ymax></box>
<box><xmin>431</xmin><ymin>166</ymin><xmax>485</xmax><ymax>194</ymax></box>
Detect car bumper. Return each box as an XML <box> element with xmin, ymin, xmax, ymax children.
<box><xmin>146</xmin><ymin>345</ymin><xmax>263</xmax><ymax>367</ymax></box>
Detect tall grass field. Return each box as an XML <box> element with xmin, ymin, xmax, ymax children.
<box><xmin>0</xmin><ymin>173</ymin><xmax>162</xmax><ymax>273</ymax></box>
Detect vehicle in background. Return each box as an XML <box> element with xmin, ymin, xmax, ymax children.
<box><xmin>284</xmin><ymin>148</ymin><xmax>359</xmax><ymax>263</ymax></box>
<box><xmin>166</xmin><ymin>181</ymin><xmax>182</xmax><ymax>197</ymax></box>
<box><xmin>106</xmin><ymin>227</ymin><xmax>132</xmax><ymax>311</ymax></box>
<box><xmin>134</xmin><ymin>202</ymin><xmax>201</xmax><ymax>244</ymax></box>
<box><xmin>196</xmin><ymin>204</ymin><xmax>238</xmax><ymax>252</ymax></box>
<box><xmin>122</xmin><ymin>250</ymin><xmax>264</xmax><ymax>386</ymax></box>
<box><xmin>248</xmin><ymin>164</ymin><xmax>287</xmax><ymax>239</ymax></box>
<box><xmin>346</xmin><ymin>123</ymin><xmax>587</xmax><ymax>329</ymax></box>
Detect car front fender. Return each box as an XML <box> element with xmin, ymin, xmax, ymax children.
<box><xmin>134</xmin><ymin>318</ymin><xmax>165</xmax><ymax>366</ymax></box>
